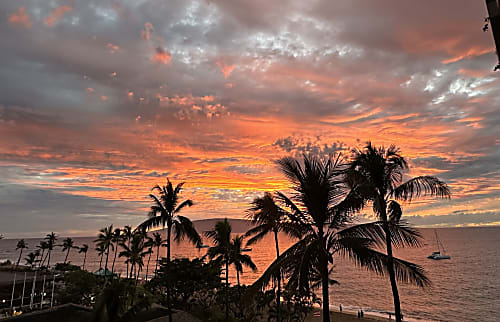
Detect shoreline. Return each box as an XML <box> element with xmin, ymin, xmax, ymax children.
<box><xmin>307</xmin><ymin>308</ymin><xmax>390</xmax><ymax>322</ymax></box>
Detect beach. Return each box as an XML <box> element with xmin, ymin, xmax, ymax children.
<box><xmin>307</xmin><ymin>309</ymin><xmax>389</xmax><ymax>322</ymax></box>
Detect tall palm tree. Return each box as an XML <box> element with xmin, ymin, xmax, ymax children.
<box><xmin>119</xmin><ymin>232</ymin><xmax>149</xmax><ymax>281</ymax></box>
<box><xmin>205</xmin><ymin>218</ymin><xmax>233</xmax><ymax>321</ymax></box>
<box><xmin>144</xmin><ymin>236</ymin><xmax>154</xmax><ymax>281</ymax></box>
<box><xmin>79</xmin><ymin>244</ymin><xmax>89</xmax><ymax>270</ymax></box>
<box><xmin>44</xmin><ymin>232</ymin><xmax>57</xmax><ymax>269</ymax></box>
<box><xmin>95</xmin><ymin>225</ymin><xmax>114</xmax><ymax>276</ymax></box>
<box><xmin>150</xmin><ymin>232</ymin><xmax>167</xmax><ymax>279</ymax></box>
<box><xmin>15</xmin><ymin>239</ymin><xmax>28</xmax><ymax>269</ymax></box>
<box><xmin>245</xmin><ymin>193</ymin><xmax>300</xmax><ymax>322</ymax></box>
<box><xmin>25</xmin><ymin>252</ymin><xmax>37</xmax><ymax>269</ymax></box>
<box><xmin>346</xmin><ymin>143</ymin><xmax>449</xmax><ymax>322</ymax></box>
<box><xmin>111</xmin><ymin>228</ymin><xmax>122</xmax><ymax>274</ymax></box>
<box><xmin>37</xmin><ymin>241</ymin><xmax>48</xmax><ymax>269</ymax></box>
<box><xmin>62</xmin><ymin>237</ymin><xmax>75</xmax><ymax>264</ymax></box>
<box><xmin>122</xmin><ymin>226</ymin><xmax>133</xmax><ymax>278</ymax></box>
<box><xmin>230</xmin><ymin>235</ymin><xmax>257</xmax><ymax>287</ymax></box>
<box><xmin>96</xmin><ymin>244</ymin><xmax>106</xmax><ymax>270</ymax></box>
<box><xmin>252</xmin><ymin>154</ymin><xmax>430</xmax><ymax>322</ymax></box>
<box><xmin>138</xmin><ymin>179</ymin><xmax>201</xmax><ymax>322</ymax></box>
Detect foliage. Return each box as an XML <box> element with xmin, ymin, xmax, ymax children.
<box><xmin>57</xmin><ymin>270</ymin><xmax>99</xmax><ymax>306</ymax></box>
<box><xmin>91</xmin><ymin>279</ymin><xmax>154</xmax><ymax>322</ymax></box>
<box><xmin>55</xmin><ymin>262</ymin><xmax>81</xmax><ymax>271</ymax></box>
<box><xmin>151</xmin><ymin>257</ymin><xmax>222</xmax><ymax>309</ymax></box>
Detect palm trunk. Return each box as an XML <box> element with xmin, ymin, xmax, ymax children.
<box><xmin>38</xmin><ymin>250</ymin><xmax>45</xmax><ymax>269</ymax></box>
<box><xmin>167</xmin><ymin>222</ymin><xmax>173</xmax><ymax>322</ymax></box>
<box><xmin>16</xmin><ymin>249</ymin><xmax>23</xmax><ymax>269</ymax></box>
<box><xmin>99</xmin><ymin>253</ymin><xmax>103</xmax><ymax>270</ymax></box>
<box><xmin>111</xmin><ymin>241</ymin><xmax>119</xmax><ymax>274</ymax></box>
<box><xmin>104</xmin><ymin>247</ymin><xmax>110</xmax><ymax>283</ymax></box>
<box><xmin>385</xmin><ymin>223</ymin><xmax>402</xmax><ymax>322</ymax></box>
<box><xmin>274</xmin><ymin>230</ymin><xmax>281</xmax><ymax>322</ymax></box>
<box><xmin>64</xmin><ymin>249</ymin><xmax>70</xmax><ymax>264</ymax></box>
<box><xmin>155</xmin><ymin>246</ymin><xmax>160</xmax><ymax>278</ymax></box>
<box><xmin>145</xmin><ymin>251</ymin><xmax>152</xmax><ymax>281</ymax></box>
<box><xmin>47</xmin><ymin>251</ymin><xmax>51</xmax><ymax>269</ymax></box>
<box><xmin>83</xmin><ymin>252</ymin><xmax>87</xmax><ymax>270</ymax></box>
<box><xmin>321</xmin><ymin>258</ymin><xmax>330</xmax><ymax>322</ymax></box>
<box><xmin>126</xmin><ymin>238</ymin><xmax>130</xmax><ymax>278</ymax></box>
<box><xmin>225</xmin><ymin>258</ymin><xmax>229</xmax><ymax>321</ymax></box>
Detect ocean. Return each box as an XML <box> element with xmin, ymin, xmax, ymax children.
<box><xmin>0</xmin><ymin>227</ymin><xmax>498</xmax><ymax>321</ymax></box>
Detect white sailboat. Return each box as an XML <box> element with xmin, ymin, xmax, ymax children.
<box><xmin>428</xmin><ymin>230</ymin><xmax>451</xmax><ymax>260</ymax></box>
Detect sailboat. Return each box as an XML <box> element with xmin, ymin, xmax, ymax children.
<box><xmin>428</xmin><ymin>230</ymin><xmax>451</xmax><ymax>260</ymax></box>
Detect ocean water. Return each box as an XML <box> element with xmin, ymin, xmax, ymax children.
<box><xmin>0</xmin><ymin>227</ymin><xmax>498</xmax><ymax>321</ymax></box>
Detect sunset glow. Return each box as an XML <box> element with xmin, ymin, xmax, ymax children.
<box><xmin>0</xmin><ymin>0</ymin><xmax>499</xmax><ymax>237</ymax></box>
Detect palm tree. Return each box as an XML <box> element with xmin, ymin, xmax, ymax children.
<box><xmin>252</xmin><ymin>154</ymin><xmax>430</xmax><ymax>322</ymax></box>
<box><xmin>346</xmin><ymin>143</ymin><xmax>449</xmax><ymax>322</ymax></box>
<box><xmin>95</xmin><ymin>225</ymin><xmax>114</xmax><ymax>276</ymax></box>
<box><xmin>44</xmin><ymin>232</ymin><xmax>57</xmax><ymax>269</ymax></box>
<box><xmin>15</xmin><ymin>239</ymin><xmax>28</xmax><ymax>269</ymax></box>
<box><xmin>96</xmin><ymin>244</ymin><xmax>106</xmax><ymax>270</ymax></box>
<box><xmin>138</xmin><ymin>179</ymin><xmax>201</xmax><ymax>322</ymax></box>
<box><xmin>205</xmin><ymin>219</ymin><xmax>233</xmax><ymax>321</ymax></box>
<box><xmin>111</xmin><ymin>228</ymin><xmax>122</xmax><ymax>274</ymax></box>
<box><xmin>37</xmin><ymin>241</ymin><xmax>48</xmax><ymax>269</ymax></box>
<box><xmin>79</xmin><ymin>244</ymin><xmax>89</xmax><ymax>270</ymax></box>
<box><xmin>245</xmin><ymin>193</ymin><xmax>300</xmax><ymax>322</ymax></box>
<box><xmin>122</xmin><ymin>226</ymin><xmax>133</xmax><ymax>278</ymax></box>
<box><xmin>119</xmin><ymin>232</ymin><xmax>149</xmax><ymax>280</ymax></box>
<box><xmin>230</xmin><ymin>235</ymin><xmax>257</xmax><ymax>287</ymax></box>
<box><xmin>25</xmin><ymin>252</ymin><xmax>37</xmax><ymax>269</ymax></box>
<box><xmin>150</xmin><ymin>232</ymin><xmax>167</xmax><ymax>279</ymax></box>
<box><xmin>62</xmin><ymin>237</ymin><xmax>75</xmax><ymax>264</ymax></box>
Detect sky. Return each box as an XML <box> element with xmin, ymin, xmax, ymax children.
<box><xmin>0</xmin><ymin>0</ymin><xmax>499</xmax><ymax>237</ymax></box>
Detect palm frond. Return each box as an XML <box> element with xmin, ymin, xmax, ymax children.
<box><xmin>337</xmin><ymin>237</ymin><xmax>430</xmax><ymax>288</ymax></box>
<box><xmin>392</xmin><ymin>176</ymin><xmax>450</xmax><ymax>202</ymax></box>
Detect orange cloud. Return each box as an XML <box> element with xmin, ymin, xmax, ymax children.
<box><xmin>8</xmin><ymin>7</ymin><xmax>32</xmax><ymax>29</ymax></box>
<box><xmin>151</xmin><ymin>47</ymin><xmax>171</xmax><ymax>64</ymax></box>
<box><xmin>216</xmin><ymin>61</ymin><xmax>235</xmax><ymax>79</ymax></box>
<box><xmin>44</xmin><ymin>6</ymin><xmax>73</xmax><ymax>26</ymax></box>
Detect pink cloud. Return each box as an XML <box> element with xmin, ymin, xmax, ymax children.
<box><xmin>44</xmin><ymin>6</ymin><xmax>73</xmax><ymax>26</ymax></box>
<box><xmin>216</xmin><ymin>61</ymin><xmax>235</xmax><ymax>79</ymax></box>
<box><xmin>151</xmin><ymin>47</ymin><xmax>171</xmax><ymax>64</ymax></box>
<box><xmin>8</xmin><ymin>7</ymin><xmax>32</xmax><ymax>29</ymax></box>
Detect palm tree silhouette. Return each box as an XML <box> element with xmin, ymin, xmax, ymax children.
<box><xmin>25</xmin><ymin>252</ymin><xmax>37</xmax><ymax>269</ymax></box>
<box><xmin>231</xmin><ymin>235</ymin><xmax>257</xmax><ymax>287</ymax></box>
<box><xmin>37</xmin><ymin>241</ymin><xmax>48</xmax><ymax>269</ymax></box>
<box><xmin>95</xmin><ymin>225</ymin><xmax>114</xmax><ymax>277</ymax></box>
<box><xmin>245</xmin><ymin>192</ymin><xmax>300</xmax><ymax>322</ymax></box>
<box><xmin>119</xmin><ymin>231</ymin><xmax>148</xmax><ymax>280</ymax></box>
<box><xmin>205</xmin><ymin>219</ymin><xmax>232</xmax><ymax>321</ymax></box>
<box><xmin>138</xmin><ymin>179</ymin><xmax>201</xmax><ymax>322</ymax></box>
<box><xmin>15</xmin><ymin>239</ymin><xmax>28</xmax><ymax>269</ymax></box>
<box><xmin>150</xmin><ymin>232</ymin><xmax>166</xmax><ymax>279</ymax></box>
<box><xmin>44</xmin><ymin>232</ymin><xmax>57</xmax><ymax>269</ymax></box>
<box><xmin>122</xmin><ymin>225</ymin><xmax>133</xmax><ymax>278</ymax></box>
<box><xmin>252</xmin><ymin>154</ymin><xmax>429</xmax><ymax>322</ymax></box>
<box><xmin>79</xmin><ymin>244</ymin><xmax>89</xmax><ymax>270</ymax></box>
<box><xmin>62</xmin><ymin>237</ymin><xmax>75</xmax><ymax>264</ymax></box>
<box><xmin>346</xmin><ymin>143</ymin><xmax>449</xmax><ymax>322</ymax></box>
<box><xmin>96</xmin><ymin>244</ymin><xmax>106</xmax><ymax>270</ymax></box>
<box><xmin>110</xmin><ymin>228</ymin><xmax>122</xmax><ymax>274</ymax></box>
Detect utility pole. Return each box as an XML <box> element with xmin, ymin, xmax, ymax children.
<box><xmin>40</xmin><ymin>275</ymin><xmax>46</xmax><ymax>308</ymax></box>
<box><xmin>21</xmin><ymin>272</ymin><xmax>27</xmax><ymax>307</ymax></box>
<box><xmin>10</xmin><ymin>272</ymin><xmax>17</xmax><ymax>308</ymax></box>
